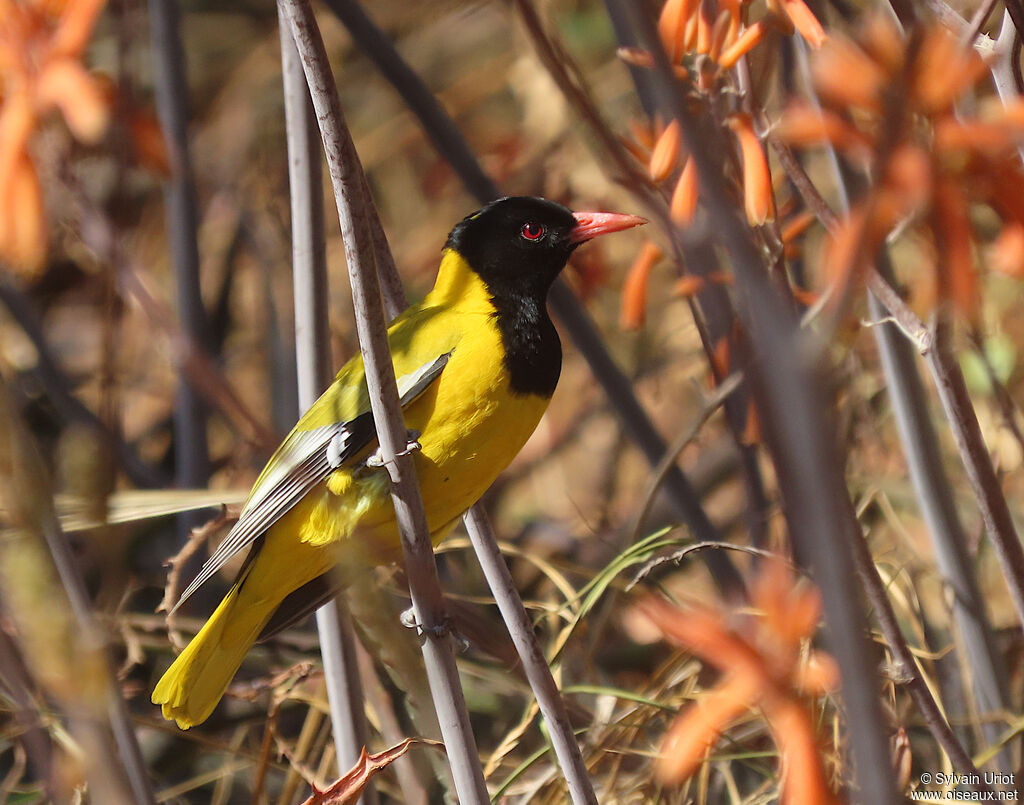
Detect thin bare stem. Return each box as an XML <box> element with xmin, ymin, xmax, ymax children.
<box><xmin>988</xmin><ymin>12</ymin><xmax>1024</xmax><ymax>176</ymax></box>
<box><xmin>962</xmin><ymin>0</ymin><xmax>1000</xmax><ymax>47</ymax></box>
<box><xmin>276</xmin><ymin>2</ymin><xmax>489</xmax><ymax>801</ymax></box>
<box><xmin>463</xmin><ymin>508</ymin><xmax>599</xmax><ymax>805</ymax></box>
<box><xmin>147</xmin><ymin>0</ymin><xmax>211</xmax><ymax>516</ymax></box>
<box><xmin>927</xmin><ymin>316</ymin><xmax>1024</xmax><ymax>628</ymax></box>
<box><xmin>513</xmin><ymin>0</ymin><xmax>660</xmax><ymax>198</ymax></box>
<box><xmin>278</xmin><ymin>14</ymin><xmax>375</xmax><ymax>801</ymax></box>
<box><xmin>846</xmin><ymin>501</ymin><xmax>992</xmax><ymax>789</ymax></box>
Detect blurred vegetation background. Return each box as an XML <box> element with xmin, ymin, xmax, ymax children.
<box><xmin>4</xmin><ymin>0</ymin><xmax>1024</xmax><ymax>802</ymax></box>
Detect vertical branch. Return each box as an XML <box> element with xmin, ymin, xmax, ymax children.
<box><xmin>276</xmin><ymin>2</ymin><xmax>490</xmax><ymax>802</ymax></box>
<box><xmin>278</xmin><ymin>15</ymin><xmax>376</xmax><ymax>802</ymax></box>
<box><xmin>846</xmin><ymin>501</ymin><xmax>991</xmax><ymax>789</ymax></box>
<box><xmin>615</xmin><ymin>3</ymin><xmax>900</xmax><ymax>802</ymax></box>
<box><xmin>926</xmin><ymin>316</ymin><xmax>1024</xmax><ymax>627</ymax></box>
<box><xmin>147</xmin><ymin>0</ymin><xmax>211</xmax><ymax>513</ymax></box>
<box><xmin>462</xmin><ymin>508</ymin><xmax>599</xmax><ymax>805</ymax></box>
<box><xmin>870</xmin><ymin>285</ymin><xmax>1011</xmax><ymax>760</ymax></box>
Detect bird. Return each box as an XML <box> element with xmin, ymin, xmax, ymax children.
<box><xmin>152</xmin><ymin>195</ymin><xmax>645</xmax><ymax>728</ymax></box>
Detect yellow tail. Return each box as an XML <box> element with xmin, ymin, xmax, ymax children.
<box><xmin>152</xmin><ymin>578</ymin><xmax>275</xmax><ymax>729</ymax></box>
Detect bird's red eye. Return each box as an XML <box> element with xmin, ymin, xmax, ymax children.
<box><xmin>521</xmin><ymin>222</ymin><xmax>545</xmax><ymax>241</ymax></box>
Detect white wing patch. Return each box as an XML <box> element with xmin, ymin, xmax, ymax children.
<box><xmin>170</xmin><ymin>351</ymin><xmax>453</xmax><ymax>612</ymax></box>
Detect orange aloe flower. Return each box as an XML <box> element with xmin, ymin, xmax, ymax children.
<box><xmin>729</xmin><ymin>114</ymin><xmax>776</xmax><ymax>225</ymax></box>
<box><xmin>670</xmin><ymin>156</ymin><xmax>699</xmax><ymax>225</ymax></box>
<box><xmin>649</xmin><ymin>119</ymin><xmax>682</xmax><ymax>181</ymax></box>
<box><xmin>654</xmin><ymin>0</ymin><xmax>825</xmax><ymax>74</ymax></box>
<box><xmin>621</xmin><ymin>242</ymin><xmax>662</xmax><ymax>329</ymax></box>
<box><xmin>780</xmin><ymin>15</ymin><xmax>1024</xmax><ymax>318</ymax></box>
<box><xmin>0</xmin><ymin>0</ymin><xmax>110</xmax><ymax>275</ymax></box>
<box><xmin>639</xmin><ymin>560</ymin><xmax>841</xmax><ymax>805</ymax></box>
<box><xmin>988</xmin><ymin>223</ymin><xmax>1024</xmax><ymax>278</ymax></box>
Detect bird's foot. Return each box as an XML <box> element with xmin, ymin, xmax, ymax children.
<box><xmin>365</xmin><ymin>430</ymin><xmax>422</xmax><ymax>468</ymax></box>
<box><xmin>400</xmin><ymin>606</ymin><xmax>469</xmax><ymax>652</ymax></box>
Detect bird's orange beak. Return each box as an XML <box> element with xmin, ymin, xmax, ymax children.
<box><xmin>569</xmin><ymin>211</ymin><xmax>647</xmax><ymax>243</ymax></box>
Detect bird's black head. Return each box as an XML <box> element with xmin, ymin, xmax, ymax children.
<box><xmin>445</xmin><ymin>196</ymin><xmax>580</xmax><ymax>303</ymax></box>
<box><xmin>445</xmin><ymin>196</ymin><xmax>645</xmax><ymax>398</ymax></box>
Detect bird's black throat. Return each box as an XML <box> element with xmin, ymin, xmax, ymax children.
<box><xmin>488</xmin><ymin>285</ymin><xmax>562</xmax><ymax>398</ymax></box>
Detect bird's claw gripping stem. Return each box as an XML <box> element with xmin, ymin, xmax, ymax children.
<box><xmin>399</xmin><ymin>606</ymin><xmax>469</xmax><ymax>652</ymax></box>
<box><xmin>365</xmin><ymin>430</ymin><xmax>421</xmax><ymax>468</ymax></box>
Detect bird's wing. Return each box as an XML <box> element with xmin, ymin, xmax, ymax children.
<box><xmin>171</xmin><ymin>350</ymin><xmax>452</xmax><ymax>612</ymax></box>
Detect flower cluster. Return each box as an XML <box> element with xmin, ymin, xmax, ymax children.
<box><xmin>655</xmin><ymin>0</ymin><xmax>826</xmax><ymax>72</ymax></box>
<box><xmin>639</xmin><ymin>560</ymin><xmax>840</xmax><ymax>805</ymax></box>
<box><xmin>0</xmin><ymin>0</ymin><xmax>109</xmax><ymax>275</ymax></box>
<box><xmin>618</xmin><ymin>0</ymin><xmax>827</xmax><ymax>329</ymax></box>
<box><xmin>779</xmin><ymin>16</ymin><xmax>1024</xmax><ymax>316</ymax></box>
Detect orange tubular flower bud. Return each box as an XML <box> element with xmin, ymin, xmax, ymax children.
<box><xmin>696</xmin><ymin>4</ymin><xmax>712</xmax><ymax>54</ymax></box>
<box><xmin>718</xmin><ymin>20</ymin><xmax>768</xmax><ymax>69</ymax></box>
<box><xmin>36</xmin><ymin>60</ymin><xmax>110</xmax><ymax>143</ymax></box>
<box><xmin>883</xmin><ymin>144</ymin><xmax>931</xmax><ymax>217</ymax></box>
<box><xmin>50</xmin><ymin>0</ymin><xmax>108</xmax><ymax>59</ymax></box>
<box><xmin>649</xmin><ymin>120</ymin><xmax>683</xmax><ymax>181</ymax></box>
<box><xmin>812</xmin><ymin>37</ymin><xmax>887</xmax><ymax>111</ymax></box>
<box><xmin>707</xmin><ymin>9</ymin><xmax>733</xmax><ymax>64</ymax></box>
<box><xmin>671</xmin><ymin>156</ymin><xmax>699</xmax><ymax>224</ymax></box>
<box><xmin>719</xmin><ymin>0</ymin><xmax>742</xmax><ymax>41</ymax></box>
<box><xmin>821</xmin><ymin>204</ymin><xmax>870</xmax><ymax>293</ymax></box>
<box><xmin>742</xmin><ymin>399</ymin><xmax>761</xmax><ymax>445</ymax></box>
<box><xmin>673</xmin><ymin>274</ymin><xmax>706</xmax><ymax>297</ymax></box>
<box><xmin>988</xmin><ymin>223</ymin><xmax>1024</xmax><ymax>278</ymax></box>
<box><xmin>860</xmin><ymin>14</ymin><xmax>905</xmax><ymax>72</ymax></box>
<box><xmin>659</xmin><ymin>0</ymin><xmax>698</xmax><ymax>62</ymax></box>
<box><xmin>780</xmin><ymin>0</ymin><xmax>827</xmax><ymax>48</ymax></box>
<box><xmin>934</xmin><ymin>118</ymin><xmax>1021</xmax><ymax>154</ymax></box>
<box><xmin>655</xmin><ymin>673</ymin><xmax>760</xmax><ymax>784</ymax></box>
<box><xmin>913</xmin><ymin>27</ymin><xmax>988</xmax><ymax>114</ymax></box>
<box><xmin>775</xmin><ymin>103</ymin><xmax>869</xmax><ymax>151</ymax></box>
<box><xmin>684</xmin><ymin>11</ymin><xmax>701</xmax><ymax>53</ymax></box>
<box><xmin>933</xmin><ymin>179</ymin><xmax>977</xmax><ymax>318</ymax></box>
<box><xmin>729</xmin><ymin>115</ymin><xmax>775</xmax><ymax>225</ymax></box>
<box><xmin>621</xmin><ymin>242</ymin><xmax>663</xmax><ymax>329</ymax></box>
<box><xmin>765</xmin><ymin>0</ymin><xmax>794</xmax><ymax>34</ymax></box>
<box><xmin>772</xmin><ymin>699</ymin><xmax>840</xmax><ymax>805</ymax></box>
<box><xmin>0</xmin><ymin>91</ymin><xmax>37</xmax><ymax>196</ymax></box>
<box><xmin>780</xmin><ymin>210</ymin><xmax>816</xmax><ymax>244</ymax></box>
<box><xmin>1</xmin><ymin>158</ymin><xmax>47</xmax><ymax>274</ymax></box>
<box><xmin>796</xmin><ymin>652</ymin><xmax>841</xmax><ymax>695</ymax></box>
